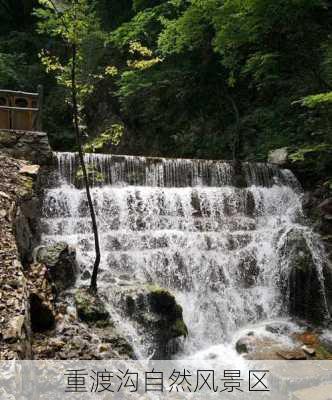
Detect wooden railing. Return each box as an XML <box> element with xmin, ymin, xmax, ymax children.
<box><xmin>0</xmin><ymin>85</ymin><xmax>43</xmax><ymax>131</ymax></box>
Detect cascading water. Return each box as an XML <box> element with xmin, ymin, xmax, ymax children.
<box><xmin>40</xmin><ymin>152</ymin><xmax>331</xmax><ymax>359</ymax></box>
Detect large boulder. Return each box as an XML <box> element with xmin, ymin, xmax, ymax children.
<box><xmin>35</xmin><ymin>242</ymin><xmax>77</xmax><ymax>292</ymax></box>
<box><xmin>280</xmin><ymin>229</ymin><xmax>330</xmax><ymax>324</ymax></box>
<box><xmin>268</xmin><ymin>147</ymin><xmax>288</xmax><ymax>165</ymax></box>
<box><xmin>235</xmin><ymin>332</ymin><xmax>287</xmax><ymax>360</ymax></box>
<box><xmin>148</xmin><ymin>287</ymin><xmax>188</xmax><ymax>339</ymax></box>
<box><xmin>119</xmin><ymin>285</ymin><xmax>188</xmax><ymax>358</ymax></box>
<box><xmin>75</xmin><ymin>288</ymin><xmax>110</xmax><ymax>325</ymax></box>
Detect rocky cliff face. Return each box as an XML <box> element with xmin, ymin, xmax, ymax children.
<box><xmin>0</xmin><ymin>155</ymin><xmax>40</xmax><ymax>359</ymax></box>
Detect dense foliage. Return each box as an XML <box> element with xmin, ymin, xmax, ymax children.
<box><xmin>1</xmin><ymin>0</ymin><xmax>331</xmax><ymax>185</ymax></box>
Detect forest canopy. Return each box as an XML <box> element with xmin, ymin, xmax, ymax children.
<box><xmin>0</xmin><ymin>0</ymin><xmax>331</xmax><ymax>185</ymax></box>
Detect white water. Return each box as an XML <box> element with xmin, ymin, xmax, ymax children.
<box><xmin>40</xmin><ymin>153</ymin><xmax>330</xmax><ymax>359</ymax></box>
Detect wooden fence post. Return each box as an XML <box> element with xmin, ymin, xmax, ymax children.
<box><xmin>37</xmin><ymin>85</ymin><xmax>44</xmax><ymax>131</ymax></box>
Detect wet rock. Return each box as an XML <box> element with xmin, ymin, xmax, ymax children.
<box><xmin>118</xmin><ymin>284</ymin><xmax>188</xmax><ymax>359</ymax></box>
<box><xmin>119</xmin><ymin>274</ymin><xmax>131</xmax><ymax>281</ymax></box>
<box><xmin>235</xmin><ymin>336</ymin><xmax>256</xmax><ymax>354</ymax></box>
<box><xmin>81</xmin><ymin>269</ymin><xmax>91</xmax><ymax>281</ymax></box>
<box><xmin>281</xmin><ymin>229</ymin><xmax>329</xmax><ymax>325</ymax></box>
<box><xmin>265</xmin><ymin>322</ymin><xmax>291</xmax><ymax>335</ymax></box>
<box><xmin>100</xmin><ymin>331</ymin><xmax>134</xmax><ymax>359</ymax></box>
<box><xmin>245</xmin><ymin>190</ymin><xmax>256</xmax><ymax>216</ymax></box>
<box><xmin>32</xmin><ymin>310</ymin><xmax>134</xmax><ymax>360</ymax></box>
<box><xmin>148</xmin><ymin>287</ymin><xmax>188</xmax><ymax>336</ymax></box>
<box><xmin>237</xmin><ymin>254</ymin><xmax>259</xmax><ymax>288</ymax></box>
<box><xmin>99</xmin><ymin>343</ymin><xmax>109</xmax><ymax>352</ymax></box>
<box><xmin>74</xmin><ymin>288</ymin><xmax>110</xmax><ymax>324</ymax></box>
<box><xmin>268</xmin><ymin>147</ymin><xmax>288</xmax><ymax>165</ymax></box>
<box><xmin>277</xmin><ymin>349</ymin><xmax>306</xmax><ymax>360</ymax></box>
<box><xmin>191</xmin><ymin>191</ymin><xmax>202</xmax><ymax>217</ymax></box>
<box><xmin>35</xmin><ymin>242</ymin><xmax>77</xmax><ymax>292</ymax></box>
<box><xmin>233</xmin><ymin>175</ymin><xmax>247</xmax><ymax>188</ymax></box>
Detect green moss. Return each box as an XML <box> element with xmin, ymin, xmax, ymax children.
<box><xmin>146</xmin><ymin>285</ymin><xmax>188</xmax><ymax>339</ymax></box>
<box><xmin>18</xmin><ymin>177</ymin><xmax>34</xmax><ymax>199</ymax></box>
<box><xmin>315</xmin><ymin>345</ymin><xmax>332</xmax><ymax>360</ymax></box>
<box><xmin>75</xmin><ymin>288</ymin><xmax>110</xmax><ymax>325</ymax></box>
<box><xmin>0</xmin><ymin>131</ymin><xmax>16</xmax><ymax>146</ymax></box>
<box><xmin>171</xmin><ymin>318</ymin><xmax>188</xmax><ymax>338</ymax></box>
<box><xmin>108</xmin><ymin>334</ymin><xmax>134</xmax><ymax>358</ymax></box>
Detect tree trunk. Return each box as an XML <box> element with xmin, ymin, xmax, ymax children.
<box><xmin>227</xmin><ymin>93</ymin><xmax>241</xmax><ymax>161</ymax></box>
<box><xmin>219</xmin><ymin>80</ymin><xmax>241</xmax><ymax>160</ymax></box>
<box><xmin>71</xmin><ymin>44</ymin><xmax>101</xmax><ymax>293</ymax></box>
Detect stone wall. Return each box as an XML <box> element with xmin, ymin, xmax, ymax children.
<box><xmin>0</xmin><ymin>130</ymin><xmax>52</xmax><ymax>165</ymax></box>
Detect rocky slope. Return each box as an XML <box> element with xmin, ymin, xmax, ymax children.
<box><xmin>0</xmin><ymin>154</ymin><xmax>39</xmax><ymax>359</ymax></box>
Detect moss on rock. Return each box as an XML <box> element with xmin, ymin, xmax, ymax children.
<box><xmin>282</xmin><ymin>228</ymin><xmax>329</xmax><ymax>325</ymax></box>
<box><xmin>0</xmin><ymin>130</ymin><xmax>17</xmax><ymax>146</ymax></box>
<box><xmin>148</xmin><ymin>287</ymin><xmax>188</xmax><ymax>339</ymax></box>
<box><xmin>315</xmin><ymin>344</ymin><xmax>332</xmax><ymax>360</ymax></box>
<box><xmin>117</xmin><ymin>284</ymin><xmax>188</xmax><ymax>358</ymax></box>
<box><xmin>75</xmin><ymin>288</ymin><xmax>110</xmax><ymax>324</ymax></box>
<box><xmin>36</xmin><ymin>242</ymin><xmax>77</xmax><ymax>292</ymax></box>
<box><xmin>17</xmin><ymin>176</ymin><xmax>34</xmax><ymax>199</ymax></box>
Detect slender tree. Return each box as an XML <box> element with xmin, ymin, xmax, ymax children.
<box><xmin>36</xmin><ymin>0</ymin><xmax>101</xmax><ymax>292</ymax></box>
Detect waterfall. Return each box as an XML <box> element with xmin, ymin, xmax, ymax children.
<box><xmin>53</xmin><ymin>152</ymin><xmax>298</xmax><ymax>188</ymax></box>
<box><xmin>40</xmin><ymin>152</ymin><xmax>330</xmax><ymax>359</ymax></box>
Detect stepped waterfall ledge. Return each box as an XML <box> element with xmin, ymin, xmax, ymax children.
<box><xmin>39</xmin><ymin>152</ymin><xmax>332</xmax><ymax>359</ymax></box>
